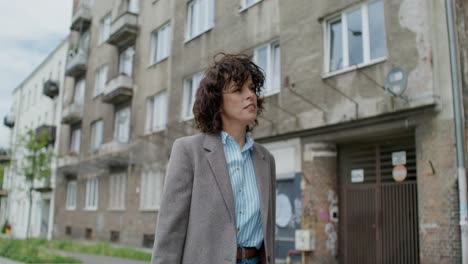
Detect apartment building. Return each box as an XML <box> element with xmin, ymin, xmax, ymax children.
<box><xmin>54</xmin><ymin>0</ymin><xmax>466</xmax><ymax>263</ymax></box>
<box><xmin>2</xmin><ymin>40</ymin><xmax>68</xmax><ymax>239</ymax></box>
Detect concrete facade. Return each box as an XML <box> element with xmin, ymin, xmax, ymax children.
<box><xmin>53</xmin><ymin>0</ymin><xmax>465</xmax><ymax>263</ymax></box>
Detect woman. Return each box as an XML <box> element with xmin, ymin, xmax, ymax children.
<box><xmin>152</xmin><ymin>53</ymin><xmax>276</xmax><ymax>264</ymax></box>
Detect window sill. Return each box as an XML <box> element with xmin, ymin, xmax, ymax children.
<box><xmin>83</xmin><ymin>207</ymin><xmax>98</xmax><ymax>211</ymax></box>
<box><xmin>66</xmin><ymin>207</ymin><xmax>76</xmax><ymax>211</ymax></box>
<box><xmin>262</xmin><ymin>89</ymin><xmax>280</xmax><ymax>98</ymax></box>
<box><xmin>238</xmin><ymin>0</ymin><xmax>263</xmax><ymax>13</ymax></box>
<box><xmin>322</xmin><ymin>57</ymin><xmax>387</xmax><ymax>79</ymax></box>
<box><xmin>145</xmin><ymin>127</ymin><xmax>166</xmax><ymax>135</ymax></box>
<box><xmin>184</xmin><ymin>27</ymin><xmax>213</xmax><ymax>44</ymax></box>
<box><xmin>147</xmin><ymin>57</ymin><xmax>169</xmax><ymax>69</ymax></box>
<box><xmin>108</xmin><ymin>208</ymin><xmax>125</xmax><ymax>212</ymax></box>
<box><xmin>140</xmin><ymin>208</ymin><xmax>159</xmax><ymax>212</ymax></box>
<box><xmin>181</xmin><ymin>115</ymin><xmax>194</xmax><ymax>122</ymax></box>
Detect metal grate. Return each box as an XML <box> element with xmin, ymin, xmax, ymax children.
<box><xmin>339</xmin><ymin>133</ymin><xmax>419</xmax><ymax>264</ymax></box>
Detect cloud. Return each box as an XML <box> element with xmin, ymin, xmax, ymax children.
<box><xmin>0</xmin><ymin>0</ymin><xmax>72</xmax><ymax>148</ymax></box>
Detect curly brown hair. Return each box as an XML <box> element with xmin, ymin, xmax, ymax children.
<box><xmin>193</xmin><ymin>53</ymin><xmax>265</xmax><ymax>134</ymax></box>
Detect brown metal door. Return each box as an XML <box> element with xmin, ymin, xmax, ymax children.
<box><xmin>339</xmin><ymin>134</ymin><xmax>419</xmax><ymax>264</ymax></box>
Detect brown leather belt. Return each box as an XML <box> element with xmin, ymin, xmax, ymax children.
<box><xmin>236</xmin><ymin>246</ymin><xmax>258</xmax><ymax>260</ymax></box>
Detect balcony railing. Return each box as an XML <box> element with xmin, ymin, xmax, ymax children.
<box><xmin>61</xmin><ymin>103</ymin><xmax>84</xmax><ymax>124</ymax></box>
<box><xmin>35</xmin><ymin>125</ymin><xmax>57</xmax><ymax>146</ymax></box>
<box><xmin>107</xmin><ymin>12</ymin><xmax>138</xmax><ymax>48</ymax></box>
<box><xmin>3</xmin><ymin>113</ymin><xmax>14</xmax><ymax>128</ymax></box>
<box><xmin>70</xmin><ymin>1</ymin><xmax>92</xmax><ymax>32</ymax></box>
<box><xmin>33</xmin><ymin>177</ymin><xmax>52</xmax><ymax>193</ymax></box>
<box><xmin>43</xmin><ymin>80</ymin><xmax>59</xmax><ymax>99</ymax></box>
<box><xmin>102</xmin><ymin>74</ymin><xmax>133</xmax><ymax>104</ymax></box>
<box><xmin>0</xmin><ymin>148</ymin><xmax>10</xmax><ymax>164</ymax></box>
<box><xmin>65</xmin><ymin>49</ymin><xmax>88</xmax><ymax>78</ymax></box>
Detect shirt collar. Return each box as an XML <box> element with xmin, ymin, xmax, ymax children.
<box><xmin>220</xmin><ymin>131</ymin><xmax>254</xmax><ymax>152</ymax></box>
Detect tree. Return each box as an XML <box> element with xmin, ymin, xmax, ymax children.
<box><xmin>13</xmin><ymin>129</ymin><xmax>55</xmax><ymax>241</ymax></box>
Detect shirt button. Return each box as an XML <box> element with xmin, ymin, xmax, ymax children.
<box><xmin>238</xmin><ymin>189</ymin><xmax>241</xmax><ymax>193</ymax></box>
<box><xmin>237</xmin><ymin>227</ymin><xmax>240</xmax><ymax>232</ymax></box>
<box><xmin>236</xmin><ymin>167</ymin><xmax>240</xmax><ymax>171</ymax></box>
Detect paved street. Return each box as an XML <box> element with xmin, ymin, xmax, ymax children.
<box><xmin>0</xmin><ymin>256</ymin><xmax>22</xmax><ymax>264</ymax></box>
<box><xmin>58</xmin><ymin>251</ymin><xmax>150</xmax><ymax>264</ymax></box>
<box><xmin>0</xmin><ymin>252</ymin><xmax>150</xmax><ymax>264</ymax></box>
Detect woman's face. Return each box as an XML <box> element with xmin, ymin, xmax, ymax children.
<box><xmin>221</xmin><ymin>76</ymin><xmax>257</xmax><ymax>129</ymax></box>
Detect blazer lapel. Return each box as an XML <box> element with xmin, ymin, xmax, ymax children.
<box><xmin>203</xmin><ymin>134</ymin><xmax>236</xmax><ymax>223</ymax></box>
<box><xmin>252</xmin><ymin>143</ymin><xmax>270</xmax><ymax>239</ymax></box>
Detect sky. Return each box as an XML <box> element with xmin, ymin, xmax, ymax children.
<box><xmin>0</xmin><ymin>0</ymin><xmax>72</xmax><ymax>149</ymax></box>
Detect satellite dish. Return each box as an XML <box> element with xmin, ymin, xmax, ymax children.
<box><xmin>384</xmin><ymin>67</ymin><xmax>407</xmax><ymax>97</ymax></box>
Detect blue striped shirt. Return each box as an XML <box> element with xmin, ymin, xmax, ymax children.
<box><xmin>220</xmin><ymin>131</ymin><xmax>263</xmax><ymax>249</ymax></box>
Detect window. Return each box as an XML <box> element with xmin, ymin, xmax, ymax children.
<box><xmin>241</xmin><ymin>0</ymin><xmax>261</xmax><ymax>10</ymax></box>
<box><xmin>90</xmin><ymin>120</ymin><xmax>103</xmax><ymax>151</ymax></box>
<box><xmin>94</xmin><ymin>65</ymin><xmax>108</xmax><ymax>96</ymax></box>
<box><xmin>99</xmin><ymin>14</ymin><xmax>111</xmax><ymax>44</ymax></box>
<box><xmin>73</xmin><ymin>78</ymin><xmax>85</xmax><ymax>105</ymax></box>
<box><xmin>140</xmin><ymin>164</ymin><xmax>164</xmax><ymax>210</ymax></box>
<box><xmin>325</xmin><ymin>0</ymin><xmax>386</xmax><ymax>74</ymax></box>
<box><xmin>119</xmin><ymin>46</ymin><xmax>135</xmax><ymax>76</ymax></box>
<box><xmin>129</xmin><ymin>0</ymin><xmax>139</xmax><ymax>13</ymax></box>
<box><xmin>109</xmin><ymin>171</ymin><xmax>127</xmax><ymax>210</ymax></box>
<box><xmin>70</xmin><ymin>126</ymin><xmax>81</xmax><ymax>154</ymax></box>
<box><xmin>146</xmin><ymin>91</ymin><xmax>168</xmax><ymax>133</ymax></box>
<box><xmin>253</xmin><ymin>43</ymin><xmax>281</xmax><ymax>96</ymax></box>
<box><xmin>85</xmin><ymin>177</ymin><xmax>98</xmax><ymax>210</ymax></box>
<box><xmin>66</xmin><ymin>180</ymin><xmax>77</xmax><ymax>210</ymax></box>
<box><xmin>186</xmin><ymin>0</ymin><xmax>214</xmax><ymax>40</ymax></box>
<box><xmin>79</xmin><ymin>30</ymin><xmax>90</xmax><ymax>53</ymax></box>
<box><xmin>183</xmin><ymin>72</ymin><xmax>203</xmax><ymax>120</ymax></box>
<box><xmin>151</xmin><ymin>23</ymin><xmax>172</xmax><ymax>64</ymax></box>
<box><xmin>114</xmin><ymin>106</ymin><xmax>131</xmax><ymax>143</ymax></box>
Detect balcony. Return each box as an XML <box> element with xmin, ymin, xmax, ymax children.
<box><xmin>102</xmin><ymin>74</ymin><xmax>133</xmax><ymax>104</ymax></box>
<box><xmin>107</xmin><ymin>12</ymin><xmax>138</xmax><ymax>48</ymax></box>
<box><xmin>58</xmin><ymin>154</ymin><xmax>80</xmax><ymax>171</ymax></box>
<box><xmin>0</xmin><ymin>148</ymin><xmax>10</xmax><ymax>164</ymax></box>
<box><xmin>3</xmin><ymin>113</ymin><xmax>14</xmax><ymax>128</ymax></box>
<box><xmin>98</xmin><ymin>140</ymin><xmax>132</xmax><ymax>166</ymax></box>
<box><xmin>43</xmin><ymin>80</ymin><xmax>59</xmax><ymax>99</ymax></box>
<box><xmin>35</xmin><ymin>125</ymin><xmax>57</xmax><ymax>146</ymax></box>
<box><xmin>62</xmin><ymin>103</ymin><xmax>84</xmax><ymax>124</ymax></box>
<box><xmin>70</xmin><ymin>1</ymin><xmax>92</xmax><ymax>32</ymax></box>
<box><xmin>65</xmin><ymin>49</ymin><xmax>88</xmax><ymax>78</ymax></box>
<box><xmin>33</xmin><ymin>177</ymin><xmax>52</xmax><ymax>193</ymax></box>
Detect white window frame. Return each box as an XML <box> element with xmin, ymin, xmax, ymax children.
<box><xmin>94</xmin><ymin>65</ymin><xmax>108</xmax><ymax>96</ymax></box>
<box><xmin>129</xmin><ymin>0</ymin><xmax>139</xmax><ymax>13</ymax></box>
<box><xmin>114</xmin><ymin>106</ymin><xmax>131</xmax><ymax>143</ymax></box>
<box><xmin>140</xmin><ymin>164</ymin><xmax>164</xmax><ymax>211</ymax></box>
<box><xmin>119</xmin><ymin>46</ymin><xmax>135</xmax><ymax>76</ymax></box>
<box><xmin>99</xmin><ymin>13</ymin><xmax>112</xmax><ymax>45</ymax></box>
<box><xmin>240</xmin><ymin>0</ymin><xmax>262</xmax><ymax>11</ymax></box>
<box><xmin>146</xmin><ymin>90</ymin><xmax>168</xmax><ymax>134</ymax></box>
<box><xmin>85</xmin><ymin>177</ymin><xmax>99</xmax><ymax>210</ymax></box>
<box><xmin>90</xmin><ymin>119</ymin><xmax>103</xmax><ymax>151</ymax></box>
<box><xmin>151</xmin><ymin>23</ymin><xmax>172</xmax><ymax>65</ymax></box>
<box><xmin>73</xmin><ymin>78</ymin><xmax>85</xmax><ymax>105</ymax></box>
<box><xmin>108</xmin><ymin>171</ymin><xmax>127</xmax><ymax>210</ymax></box>
<box><xmin>66</xmin><ymin>180</ymin><xmax>77</xmax><ymax>210</ymax></box>
<box><xmin>323</xmin><ymin>0</ymin><xmax>387</xmax><ymax>77</ymax></box>
<box><xmin>253</xmin><ymin>42</ymin><xmax>281</xmax><ymax>97</ymax></box>
<box><xmin>70</xmin><ymin>126</ymin><xmax>81</xmax><ymax>154</ymax></box>
<box><xmin>186</xmin><ymin>0</ymin><xmax>214</xmax><ymax>41</ymax></box>
<box><xmin>182</xmin><ymin>71</ymin><xmax>203</xmax><ymax>120</ymax></box>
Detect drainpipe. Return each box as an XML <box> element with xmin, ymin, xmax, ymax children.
<box><xmin>446</xmin><ymin>0</ymin><xmax>468</xmax><ymax>263</ymax></box>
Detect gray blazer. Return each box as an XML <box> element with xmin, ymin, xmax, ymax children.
<box><xmin>152</xmin><ymin>133</ymin><xmax>276</xmax><ymax>264</ymax></box>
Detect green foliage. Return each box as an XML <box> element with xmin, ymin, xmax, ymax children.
<box><xmin>0</xmin><ymin>238</ymin><xmax>81</xmax><ymax>263</ymax></box>
<box><xmin>46</xmin><ymin>239</ymin><xmax>152</xmax><ymax>261</ymax></box>
<box><xmin>16</xmin><ymin>129</ymin><xmax>55</xmax><ymax>182</ymax></box>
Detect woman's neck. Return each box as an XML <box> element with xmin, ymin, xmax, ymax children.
<box><xmin>223</xmin><ymin>125</ymin><xmax>247</xmax><ymax>149</ymax></box>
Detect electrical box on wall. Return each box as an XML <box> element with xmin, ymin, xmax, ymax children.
<box><xmin>295</xmin><ymin>229</ymin><xmax>315</xmax><ymax>251</ymax></box>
